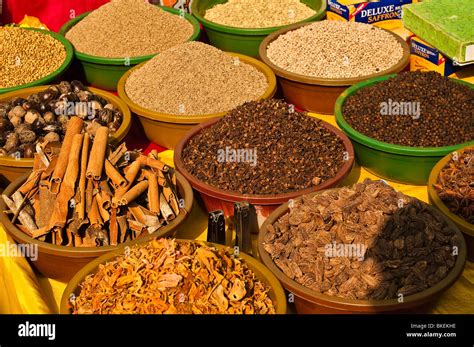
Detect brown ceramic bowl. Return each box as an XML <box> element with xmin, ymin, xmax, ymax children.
<box><xmin>258</xmin><ymin>189</ymin><xmax>467</xmax><ymax>314</ymax></box>
<box><xmin>60</xmin><ymin>239</ymin><xmax>287</xmax><ymax>314</ymax></box>
<box><xmin>0</xmin><ymin>171</ymin><xmax>193</xmax><ymax>281</ymax></box>
<box><xmin>0</xmin><ymin>85</ymin><xmax>132</xmax><ymax>187</ymax></box>
<box><xmin>259</xmin><ymin>22</ymin><xmax>410</xmax><ymax>114</ymax></box>
<box><xmin>174</xmin><ymin>117</ymin><xmax>354</xmax><ymax>225</ymax></box>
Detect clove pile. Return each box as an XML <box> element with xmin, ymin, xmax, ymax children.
<box><xmin>2</xmin><ymin>117</ymin><xmax>184</xmax><ymax>247</ymax></box>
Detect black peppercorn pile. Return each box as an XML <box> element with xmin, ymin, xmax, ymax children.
<box><xmin>182</xmin><ymin>99</ymin><xmax>346</xmax><ymax>195</ymax></box>
<box><xmin>343</xmin><ymin>71</ymin><xmax>474</xmax><ymax>147</ymax></box>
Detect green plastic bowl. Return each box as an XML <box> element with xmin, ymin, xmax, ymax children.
<box><xmin>0</xmin><ymin>28</ymin><xmax>73</xmax><ymax>95</ymax></box>
<box><xmin>335</xmin><ymin>75</ymin><xmax>474</xmax><ymax>185</ymax></box>
<box><xmin>191</xmin><ymin>0</ymin><xmax>326</xmax><ymax>58</ymax></box>
<box><xmin>59</xmin><ymin>6</ymin><xmax>201</xmax><ymax>91</ymax></box>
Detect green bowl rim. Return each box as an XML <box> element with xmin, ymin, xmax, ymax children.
<box><xmin>335</xmin><ymin>74</ymin><xmax>474</xmax><ymax>156</ymax></box>
<box><xmin>191</xmin><ymin>0</ymin><xmax>326</xmax><ymax>35</ymax></box>
<box><xmin>59</xmin><ymin>6</ymin><xmax>201</xmax><ymax>66</ymax></box>
<box><xmin>0</xmin><ymin>27</ymin><xmax>74</xmax><ymax>94</ymax></box>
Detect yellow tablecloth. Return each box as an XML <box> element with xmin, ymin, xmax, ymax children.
<box><xmin>1</xmin><ymin>113</ymin><xmax>473</xmax><ymax>314</ymax></box>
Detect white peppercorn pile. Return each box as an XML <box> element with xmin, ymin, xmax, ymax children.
<box><xmin>266</xmin><ymin>21</ymin><xmax>404</xmax><ymax>79</ymax></box>
<box><xmin>204</xmin><ymin>0</ymin><xmax>316</xmax><ymax>29</ymax></box>
<box><xmin>125</xmin><ymin>42</ymin><xmax>269</xmax><ymax>115</ymax></box>
<box><xmin>65</xmin><ymin>0</ymin><xmax>194</xmax><ymax>58</ymax></box>
<box><xmin>0</xmin><ymin>27</ymin><xmax>66</xmax><ymax>89</ymax></box>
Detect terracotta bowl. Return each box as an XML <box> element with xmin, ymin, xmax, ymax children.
<box><xmin>0</xmin><ymin>172</ymin><xmax>193</xmax><ymax>281</ymax></box>
<box><xmin>174</xmin><ymin>117</ymin><xmax>355</xmax><ymax>225</ymax></box>
<box><xmin>259</xmin><ymin>22</ymin><xmax>410</xmax><ymax>114</ymax></box>
<box><xmin>60</xmin><ymin>239</ymin><xmax>287</xmax><ymax>314</ymax></box>
<box><xmin>428</xmin><ymin>146</ymin><xmax>474</xmax><ymax>261</ymax></box>
<box><xmin>0</xmin><ymin>86</ymin><xmax>131</xmax><ymax>187</ymax></box>
<box><xmin>258</xmin><ymin>189</ymin><xmax>467</xmax><ymax>314</ymax></box>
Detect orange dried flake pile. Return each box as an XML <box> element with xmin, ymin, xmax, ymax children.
<box><xmin>73</xmin><ymin>239</ymin><xmax>276</xmax><ymax>314</ymax></box>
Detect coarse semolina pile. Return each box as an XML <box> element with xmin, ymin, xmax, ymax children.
<box><xmin>65</xmin><ymin>0</ymin><xmax>194</xmax><ymax>58</ymax></box>
<box><xmin>125</xmin><ymin>42</ymin><xmax>269</xmax><ymax>115</ymax></box>
<box><xmin>0</xmin><ymin>27</ymin><xmax>66</xmax><ymax>89</ymax></box>
<box><xmin>266</xmin><ymin>21</ymin><xmax>404</xmax><ymax>79</ymax></box>
<box><xmin>204</xmin><ymin>0</ymin><xmax>316</xmax><ymax>28</ymax></box>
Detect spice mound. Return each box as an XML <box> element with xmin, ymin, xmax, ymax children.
<box><xmin>204</xmin><ymin>0</ymin><xmax>316</xmax><ymax>29</ymax></box>
<box><xmin>263</xmin><ymin>180</ymin><xmax>460</xmax><ymax>300</ymax></box>
<box><xmin>72</xmin><ymin>239</ymin><xmax>276</xmax><ymax>314</ymax></box>
<box><xmin>0</xmin><ymin>27</ymin><xmax>67</xmax><ymax>89</ymax></box>
<box><xmin>181</xmin><ymin>99</ymin><xmax>346</xmax><ymax>195</ymax></box>
<box><xmin>125</xmin><ymin>42</ymin><xmax>268</xmax><ymax>115</ymax></box>
<box><xmin>343</xmin><ymin>71</ymin><xmax>474</xmax><ymax>147</ymax></box>
<box><xmin>266</xmin><ymin>20</ymin><xmax>404</xmax><ymax>79</ymax></box>
<box><xmin>434</xmin><ymin>148</ymin><xmax>474</xmax><ymax>225</ymax></box>
<box><xmin>0</xmin><ymin>81</ymin><xmax>123</xmax><ymax>159</ymax></box>
<box><xmin>65</xmin><ymin>0</ymin><xmax>194</xmax><ymax>58</ymax></box>
<box><xmin>2</xmin><ymin>117</ymin><xmax>184</xmax><ymax>247</ymax></box>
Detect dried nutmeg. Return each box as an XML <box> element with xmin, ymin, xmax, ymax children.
<box><xmin>0</xmin><ymin>118</ymin><xmax>13</xmax><ymax>132</ymax></box>
<box><xmin>12</xmin><ymin>97</ymin><xmax>27</xmax><ymax>107</ymax></box>
<box><xmin>71</xmin><ymin>80</ymin><xmax>85</xmax><ymax>92</ymax></box>
<box><xmin>21</xmin><ymin>143</ymin><xmax>35</xmax><ymax>158</ymax></box>
<box><xmin>62</xmin><ymin>92</ymin><xmax>79</xmax><ymax>103</ymax></box>
<box><xmin>58</xmin><ymin>81</ymin><xmax>72</xmax><ymax>94</ymax></box>
<box><xmin>4</xmin><ymin>132</ymin><xmax>19</xmax><ymax>152</ymax></box>
<box><xmin>8</xmin><ymin>148</ymin><xmax>23</xmax><ymax>158</ymax></box>
<box><xmin>0</xmin><ymin>103</ymin><xmax>11</xmax><ymax>117</ymax></box>
<box><xmin>98</xmin><ymin>108</ymin><xmax>113</xmax><ymax>125</ymax></box>
<box><xmin>10</xmin><ymin>116</ymin><xmax>22</xmax><ymax>127</ymax></box>
<box><xmin>24</xmin><ymin>110</ymin><xmax>40</xmax><ymax>124</ymax></box>
<box><xmin>18</xmin><ymin>130</ymin><xmax>37</xmax><ymax>144</ymax></box>
<box><xmin>14</xmin><ymin>123</ymin><xmax>32</xmax><ymax>134</ymax></box>
<box><xmin>77</xmin><ymin>90</ymin><xmax>93</xmax><ymax>102</ymax></box>
<box><xmin>43</xmin><ymin>111</ymin><xmax>56</xmax><ymax>124</ymax></box>
<box><xmin>27</xmin><ymin>93</ymin><xmax>41</xmax><ymax>104</ymax></box>
<box><xmin>22</xmin><ymin>101</ymin><xmax>40</xmax><ymax>111</ymax></box>
<box><xmin>31</xmin><ymin>117</ymin><xmax>46</xmax><ymax>134</ymax></box>
<box><xmin>0</xmin><ymin>148</ymin><xmax>7</xmax><ymax>156</ymax></box>
<box><xmin>43</xmin><ymin>123</ymin><xmax>62</xmax><ymax>134</ymax></box>
<box><xmin>86</xmin><ymin>120</ymin><xmax>102</xmax><ymax>137</ymax></box>
<box><xmin>8</xmin><ymin>106</ymin><xmax>26</xmax><ymax>119</ymax></box>
<box><xmin>43</xmin><ymin>131</ymin><xmax>60</xmax><ymax>143</ymax></box>
<box><xmin>54</xmin><ymin>100</ymin><xmax>69</xmax><ymax>116</ymax></box>
<box><xmin>75</xmin><ymin>102</ymin><xmax>89</xmax><ymax>119</ymax></box>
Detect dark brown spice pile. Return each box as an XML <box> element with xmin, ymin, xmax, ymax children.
<box><xmin>434</xmin><ymin>148</ymin><xmax>474</xmax><ymax>224</ymax></box>
<box><xmin>343</xmin><ymin>71</ymin><xmax>474</xmax><ymax>147</ymax></box>
<box><xmin>263</xmin><ymin>179</ymin><xmax>460</xmax><ymax>300</ymax></box>
<box><xmin>181</xmin><ymin>99</ymin><xmax>346</xmax><ymax>195</ymax></box>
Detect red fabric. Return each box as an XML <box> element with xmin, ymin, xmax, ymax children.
<box><xmin>2</xmin><ymin>0</ymin><xmax>110</xmax><ymax>32</ymax></box>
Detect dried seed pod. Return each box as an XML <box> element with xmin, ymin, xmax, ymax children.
<box><xmin>31</xmin><ymin>117</ymin><xmax>46</xmax><ymax>134</ymax></box>
<box><xmin>43</xmin><ymin>131</ymin><xmax>60</xmax><ymax>143</ymax></box>
<box><xmin>98</xmin><ymin>108</ymin><xmax>113</xmax><ymax>125</ymax></box>
<box><xmin>0</xmin><ymin>118</ymin><xmax>13</xmax><ymax>132</ymax></box>
<box><xmin>58</xmin><ymin>81</ymin><xmax>72</xmax><ymax>94</ymax></box>
<box><xmin>43</xmin><ymin>111</ymin><xmax>56</xmax><ymax>124</ymax></box>
<box><xmin>4</xmin><ymin>132</ymin><xmax>19</xmax><ymax>152</ymax></box>
<box><xmin>8</xmin><ymin>106</ymin><xmax>26</xmax><ymax>119</ymax></box>
<box><xmin>14</xmin><ymin>123</ymin><xmax>32</xmax><ymax>134</ymax></box>
<box><xmin>71</xmin><ymin>80</ymin><xmax>86</xmax><ymax>92</ymax></box>
<box><xmin>21</xmin><ymin>143</ymin><xmax>35</xmax><ymax>158</ymax></box>
<box><xmin>10</xmin><ymin>116</ymin><xmax>22</xmax><ymax>127</ymax></box>
<box><xmin>18</xmin><ymin>130</ymin><xmax>37</xmax><ymax>144</ymax></box>
<box><xmin>24</xmin><ymin>110</ymin><xmax>40</xmax><ymax>124</ymax></box>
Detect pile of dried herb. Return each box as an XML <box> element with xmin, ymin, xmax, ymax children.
<box><xmin>2</xmin><ymin>117</ymin><xmax>184</xmax><ymax>247</ymax></box>
<box><xmin>263</xmin><ymin>179</ymin><xmax>460</xmax><ymax>300</ymax></box>
<box><xmin>72</xmin><ymin>239</ymin><xmax>276</xmax><ymax>314</ymax></box>
<box><xmin>434</xmin><ymin>148</ymin><xmax>474</xmax><ymax>224</ymax></box>
<box><xmin>182</xmin><ymin>99</ymin><xmax>346</xmax><ymax>195</ymax></box>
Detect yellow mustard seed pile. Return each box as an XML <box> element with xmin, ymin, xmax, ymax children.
<box><xmin>0</xmin><ymin>27</ymin><xmax>66</xmax><ymax>89</ymax></box>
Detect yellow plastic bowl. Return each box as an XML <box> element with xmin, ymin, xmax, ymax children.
<box><xmin>60</xmin><ymin>239</ymin><xmax>287</xmax><ymax>314</ymax></box>
<box><xmin>0</xmin><ymin>85</ymin><xmax>131</xmax><ymax>186</ymax></box>
<box><xmin>428</xmin><ymin>146</ymin><xmax>474</xmax><ymax>261</ymax></box>
<box><xmin>117</xmin><ymin>52</ymin><xmax>277</xmax><ymax>149</ymax></box>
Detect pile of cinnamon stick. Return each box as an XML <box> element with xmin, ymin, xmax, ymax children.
<box><xmin>2</xmin><ymin>117</ymin><xmax>184</xmax><ymax>247</ymax></box>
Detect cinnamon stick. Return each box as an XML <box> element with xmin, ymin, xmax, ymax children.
<box><xmin>105</xmin><ymin>159</ymin><xmax>127</xmax><ymax>188</ymax></box>
<box><xmin>76</xmin><ymin>134</ymin><xmax>90</xmax><ymax>222</ymax></box>
<box><xmin>118</xmin><ymin>181</ymin><xmax>148</xmax><ymax>206</ymax></box>
<box><xmin>86</xmin><ymin>126</ymin><xmax>109</xmax><ymax>180</ymax></box>
<box><xmin>147</xmin><ymin>172</ymin><xmax>160</xmax><ymax>214</ymax></box>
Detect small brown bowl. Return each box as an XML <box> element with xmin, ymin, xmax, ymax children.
<box><xmin>258</xmin><ymin>189</ymin><xmax>467</xmax><ymax>314</ymax></box>
<box><xmin>60</xmin><ymin>239</ymin><xmax>287</xmax><ymax>314</ymax></box>
<box><xmin>259</xmin><ymin>22</ymin><xmax>410</xmax><ymax>114</ymax></box>
<box><xmin>0</xmin><ymin>86</ymin><xmax>132</xmax><ymax>187</ymax></box>
<box><xmin>0</xmin><ymin>171</ymin><xmax>194</xmax><ymax>281</ymax></box>
<box><xmin>174</xmin><ymin>117</ymin><xmax>354</xmax><ymax>224</ymax></box>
